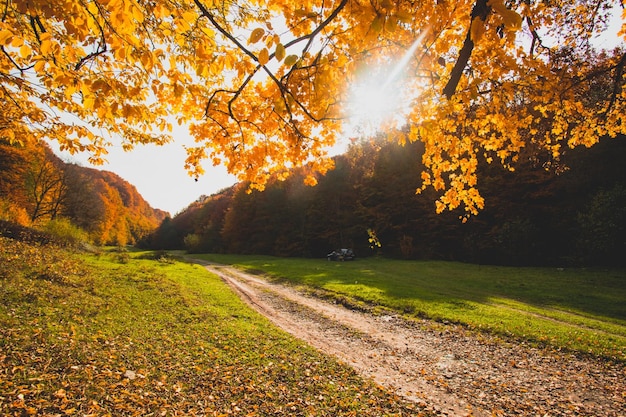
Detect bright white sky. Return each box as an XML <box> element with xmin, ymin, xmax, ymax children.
<box><xmin>52</xmin><ymin>131</ymin><xmax>237</xmax><ymax>216</ymax></box>
<box><xmin>52</xmin><ymin>9</ymin><xmax>624</xmax><ymax>216</ymax></box>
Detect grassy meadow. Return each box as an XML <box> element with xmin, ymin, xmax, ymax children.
<box><xmin>193</xmin><ymin>254</ymin><xmax>626</xmax><ymax>362</ymax></box>
<box><xmin>0</xmin><ymin>238</ymin><xmax>422</xmax><ymax>416</ymax></box>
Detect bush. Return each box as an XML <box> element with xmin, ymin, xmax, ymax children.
<box><xmin>136</xmin><ymin>249</ymin><xmax>177</xmax><ymax>264</ymax></box>
<box><xmin>183</xmin><ymin>233</ymin><xmax>202</xmax><ymax>253</ymax></box>
<box><xmin>43</xmin><ymin>218</ymin><xmax>89</xmax><ymax>247</ymax></box>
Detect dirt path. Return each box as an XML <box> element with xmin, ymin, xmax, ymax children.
<box><xmin>200</xmin><ymin>262</ymin><xmax>625</xmax><ymax>416</ymax></box>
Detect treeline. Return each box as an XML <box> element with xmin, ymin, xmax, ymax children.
<box><xmin>144</xmin><ymin>135</ymin><xmax>626</xmax><ymax>267</ymax></box>
<box><xmin>0</xmin><ymin>140</ymin><xmax>167</xmax><ymax>246</ymax></box>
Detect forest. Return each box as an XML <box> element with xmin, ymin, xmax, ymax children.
<box><xmin>144</xmin><ymin>134</ymin><xmax>626</xmax><ymax>267</ymax></box>
<box><xmin>0</xmin><ymin>140</ymin><xmax>167</xmax><ymax>246</ymax></box>
<box><xmin>1</xmin><ymin>0</ymin><xmax>624</xmax><ymax>266</ymax></box>
<box><xmin>2</xmin><ymin>133</ymin><xmax>623</xmax><ymax>268</ymax></box>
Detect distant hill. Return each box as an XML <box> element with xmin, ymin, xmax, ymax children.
<box><xmin>0</xmin><ymin>139</ymin><xmax>167</xmax><ymax>246</ymax></box>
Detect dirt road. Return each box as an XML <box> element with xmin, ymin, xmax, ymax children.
<box><xmin>200</xmin><ymin>262</ymin><xmax>625</xmax><ymax>416</ymax></box>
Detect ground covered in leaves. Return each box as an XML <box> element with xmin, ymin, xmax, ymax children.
<box><xmin>0</xmin><ymin>238</ymin><xmax>425</xmax><ymax>416</ymax></box>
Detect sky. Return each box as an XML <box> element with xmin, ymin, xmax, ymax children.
<box><xmin>52</xmin><ymin>10</ymin><xmax>624</xmax><ymax>216</ymax></box>
<box><xmin>53</xmin><ymin>132</ymin><xmax>238</xmax><ymax>216</ymax></box>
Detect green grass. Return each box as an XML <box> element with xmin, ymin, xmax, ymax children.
<box><xmin>193</xmin><ymin>254</ymin><xmax>626</xmax><ymax>362</ymax></box>
<box><xmin>0</xmin><ymin>239</ymin><xmax>423</xmax><ymax>416</ymax></box>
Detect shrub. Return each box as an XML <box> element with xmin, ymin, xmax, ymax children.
<box><xmin>43</xmin><ymin>218</ymin><xmax>89</xmax><ymax>247</ymax></box>
<box><xmin>183</xmin><ymin>233</ymin><xmax>202</xmax><ymax>253</ymax></box>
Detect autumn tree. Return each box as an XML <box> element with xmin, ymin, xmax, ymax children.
<box><xmin>0</xmin><ymin>140</ymin><xmax>31</xmax><ymax>224</ymax></box>
<box><xmin>61</xmin><ymin>163</ymin><xmax>106</xmax><ymax>231</ymax></box>
<box><xmin>2</xmin><ymin>0</ymin><xmax>624</xmax><ymax>216</ymax></box>
<box><xmin>24</xmin><ymin>148</ymin><xmax>68</xmax><ymax>223</ymax></box>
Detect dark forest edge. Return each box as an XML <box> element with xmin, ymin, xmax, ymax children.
<box><xmin>143</xmin><ymin>135</ymin><xmax>626</xmax><ymax>268</ymax></box>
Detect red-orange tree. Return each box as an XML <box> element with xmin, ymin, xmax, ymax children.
<box><xmin>1</xmin><ymin>0</ymin><xmax>624</xmax><ymax>216</ymax></box>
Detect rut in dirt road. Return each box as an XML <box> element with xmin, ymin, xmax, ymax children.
<box><xmin>199</xmin><ymin>262</ymin><xmax>626</xmax><ymax>417</ymax></box>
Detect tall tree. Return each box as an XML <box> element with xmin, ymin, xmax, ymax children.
<box><xmin>62</xmin><ymin>163</ymin><xmax>106</xmax><ymax>231</ymax></box>
<box><xmin>2</xmin><ymin>0</ymin><xmax>623</xmax><ymax>216</ymax></box>
<box><xmin>24</xmin><ymin>149</ymin><xmax>68</xmax><ymax>223</ymax></box>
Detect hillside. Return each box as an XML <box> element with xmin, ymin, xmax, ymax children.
<box><xmin>0</xmin><ymin>139</ymin><xmax>167</xmax><ymax>245</ymax></box>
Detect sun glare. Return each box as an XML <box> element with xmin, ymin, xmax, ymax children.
<box><xmin>344</xmin><ymin>33</ymin><xmax>426</xmax><ymax>138</ymax></box>
<box><xmin>348</xmin><ymin>73</ymin><xmax>403</xmax><ymax>131</ymax></box>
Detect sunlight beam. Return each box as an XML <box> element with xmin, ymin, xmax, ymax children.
<box><xmin>345</xmin><ymin>31</ymin><xmax>427</xmax><ymax>138</ymax></box>
<box><xmin>381</xmin><ymin>31</ymin><xmax>426</xmax><ymax>91</ymax></box>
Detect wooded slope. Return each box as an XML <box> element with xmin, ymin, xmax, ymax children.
<box><xmin>0</xmin><ymin>140</ymin><xmax>167</xmax><ymax>246</ymax></box>
<box><xmin>145</xmin><ymin>135</ymin><xmax>626</xmax><ymax>267</ymax></box>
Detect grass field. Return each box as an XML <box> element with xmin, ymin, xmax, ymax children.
<box><xmin>0</xmin><ymin>239</ymin><xmax>422</xmax><ymax>416</ymax></box>
<box><xmin>193</xmin><ymin>254</ymin><xmax>626</xmax><ymax>362</ymax></box>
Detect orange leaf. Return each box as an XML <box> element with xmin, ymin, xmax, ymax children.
<box><xmin>275</xmin><ymin>43</ymin><xmax>285</xmax><ymax>62</ymax></box>
<box><xmin>258</xmin><ymin>48</ymin><xmax>269</xmax><ymax>65</ymax></box>
<box><xmin>248</xmin><ymin>28</ymin><xmax>265</xmax><ymax>44</ymax></box>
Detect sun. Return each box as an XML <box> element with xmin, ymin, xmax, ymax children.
<box><xmin>347</xmin><ymin>72</ymin><xmax>402</xmax><ymax>132</ymax></box>
<box><xmin>343</xmin><ymin>34</ymin><xmax>426</xmax><ymax>138</ymax></box>
<box><xmin>344</xmin><ymin>68</ymin><xmax>415</xmax><ymax>138</ymax></box>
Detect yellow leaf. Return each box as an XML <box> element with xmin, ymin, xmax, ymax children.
<box><xmin>258</xmin><ymin>48</ymin><xmax>269</xmax><ymax>65</ymax></box>
<box><xmin>470</xmin><ymin>18</ymin><xmax>486</xmax><ymax>43</ymax></box>
<box><xmin>274</xmin><ymin>98</ymin><xmax>286</xmax><ymax>114</ymax></box>
<box><xmin>132</xmin><ymin>5</ymin><xmax>145</xmax><ymax>23</ymax></box>
<box><xmin>140</xmin><ymin>51</ymin><xmax>153</xmax><ymax>70</ymax></box>
<box><xmin>265</xmin><ymin>34</ymin><xmax>277</xmax><ymax>48</ymax></box>
<box><xmin>248</xmin><ymin>28</ymin><xmax>265</xmax><ymax>44</ymax></box>
<box><xmin>385</xmin><ymin>16</ymin><xmax>398</xmax><ymax>32</ymax></box>
<box><xmin>370</xmin><ymin>15</ymin><xmax>384</xmax><ymax>35</ymax></box>
<box><xmin>83</xmin><ymin>96</ymin><xmax>95</xmax><ymax>110</ymax></box>
<box><xmin>0</xmin><ymin>29</ymin><xmax>12</xmax><ymax>46</ymax></box>
<box><xmin>11</xmin><ymin>36</ymin><xmax>23</xmax><ymax>47</ymax></box>
<box><xmin>284</xmin><ymin>54</ymin><xmax>298</xmax><ymax>67</ymax></box>
<box><xmin>182</xmin><ymin>10</ymin><xmax>196</xmax><ymax>23</ymax></box>
<box><xmin>304</xmin><ymin>175</ymin><xmax>318</xmax><ymax>186</ymax></box>
<box><xmin>40</xmin><ymin>39</ymin><xmax>53</xmax><ymax>55</ymax></box>
<box><xmin>395</xmin><ymin>10</ymin><xmax>413</xmax><ymax>23</ymax></box>
<box><xmin>488</xmin><ymin>0</ymin><xmax>522</xmax><ymax>29</ymax></box>
<box><xmin>34</xmin><ymin>59</ymin><xmax>45</xmax><ymax>73</ymax></box>
<box><xmin>275</xmin><ymin>43</ymin><xmax>285</xmax><ymax>62</ymax></box>
<box><xmin>19</xmin><ymin>44</ymin><xmax>30</xmax><ymax>58</ymax></box>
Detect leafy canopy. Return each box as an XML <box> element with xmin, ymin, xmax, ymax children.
<box><xmin>1</xmin><ymin>0</ymin><xmax>624</xmax><ymax>215</ymax></box>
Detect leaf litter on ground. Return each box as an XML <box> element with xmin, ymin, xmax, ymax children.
<box><xmin>0</xmin><ymin>238</ymin><xmax>427</xmax><ymax>416</ymax></box>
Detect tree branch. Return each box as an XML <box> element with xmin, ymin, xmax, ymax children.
<box><xmin>194</xmin><ymin>0</ymin><xmax>349</xmax><ymax>124</ymax></box>
<box><xmin>75</xmin><ymin>0</ymin><xmax>108</xmax><ymax>70</ymax></box>
<box><xmin>605</xmin><ymin>52</ymin><xmax>626</xmax><ymax>115</ymax></box>
<box><xmin>443</xmin><ymin>0</ymin><xmax>491</xmax><ymax>99</ymax></box>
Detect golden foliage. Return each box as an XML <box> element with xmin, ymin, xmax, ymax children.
<box><xmin>1</xmin><ymin>0</ymin><xmax>624</xmax><ymax>215</ymax></box>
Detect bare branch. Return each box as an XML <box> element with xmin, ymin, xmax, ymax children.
<box><xmin>194</xmin><ymin>0</ymin><xmax>349</xmax><ymax>124</ymax></box>
<box><xmin>604</xmin><ymin>52</ymin><xmax>626</xmax><ymax>115</ymax></box>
